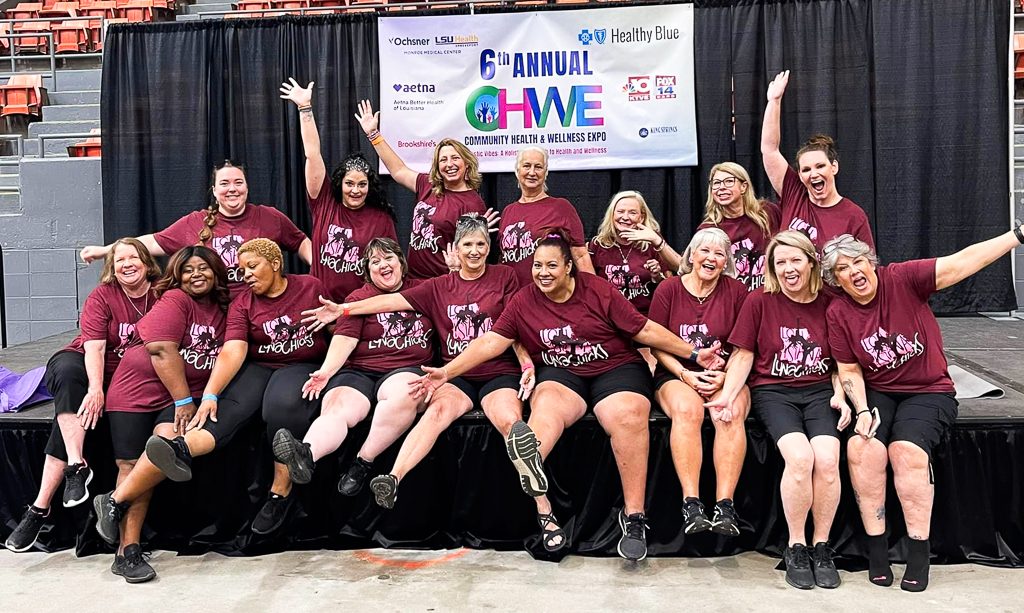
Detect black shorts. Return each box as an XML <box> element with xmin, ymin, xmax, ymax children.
<box><xmin>108</xmin><ymin>405</ymin><xmax>177</xmax><ymax>460</ymax></box>
<box><xmin>201</xmin><ymin>362</ymin><xmax>274</xmax><ymax>449</ymax></box>
<box><xmin>324</xmin><ymin>366</ymin><xmax>426</xmax><ymax>404</ymax></box>
<box><xmin>751</xmin><ymin>382</ymin><xmax>839</xmax><ymax>445</ymax></box>
<box><xmin>536</xmin><ymin>362</ymin><xmax>653</xmax><ymax>406</ymax></box>
<box><xmin>865</xmin><ymin>388</ymin><xmax>958</xmax><ymax>459</ymax></box>
<box><xmin>43</xmin><ymin>350</ymin><xmax>91</xmax><ymax>461</ymax></box>
<box><xmin>448</xmin><ymin>374</ymin><xmax>521</xmax><ymax>407</ymax></box>
<box><xmin>652</xmin><ymin>368</ymin><xmax>678</xmax><ymax>392</ymax></box>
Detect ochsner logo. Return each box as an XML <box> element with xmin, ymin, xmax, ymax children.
<box><xmin>389</xmin><ymin>37</ymin><xmax>430</xmax><ymax>46</ymax></box>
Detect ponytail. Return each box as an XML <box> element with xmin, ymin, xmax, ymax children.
<box><xmin>535</xmin><ymin>227</ymin><xmax>576</xmax><ymax>276</ymax></box>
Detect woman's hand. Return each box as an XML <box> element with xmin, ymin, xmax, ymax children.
<box><xmin>302</xmin><ymin>369</ymin><xmax>332</xmax><ymax>400</ymax></box>
<box><xmin>831</xmin><ymin>392</ymin><xmax>852</xmax><ymax>431</ymax></box>
<box><xmin>80</xmin><ymin>245</ymin><xmax>107</xmax><ymax>263</ymax></box>
<box><xmin>703</xmin><ymin>395</ymin><xmax>733</xmax><ymax>423</ymax></box>
<box><xmin>279</xmin><ymin>77</ymin><xmax>313</xmax><ymax>108</ymax></box>
<box><xmin>174</xmin><ymin>399</ymin><xmax>197</xmax><ymax>435</ymax></box>
<box><xmin>695</xmin><ymin>370</ymin><xmax>725</xmax><ymax>396</ymax></box>
<box><xmin>302</xmin><ymin>295</ymin><xmax>343</xmax><ymax>332</ymax></box>
<box><xmin>644</xmin><ymin>258</ymin><xmax>664</xmax><ymax>280</ymax></box>
<box><xmin>355</xmin><ymin>99</ymin><xmax>379</xmax><ymax>136</ymax></box>
<box><xmin>76</xmin><ymin>389</ymin><xmax>104</xmax><ymax>430</ymax></box>
<box><xmin>767</xmin><ymin>70</ymin><xmax>789</xmax><ymax>102</ymax></box>
<box><xmin>854</xmin><ymin>408</ymin><xmax>879</xmax><ymax>438</ymax></box>
<box><xmin>408</xmin><ymin>365</ymin><xmax>448</xmax><ymax>402</ymax></box>
<box><xmin>695</xmin><ymin>341</ymin><xmax>725</xmax><ymax>370</ymax></box>
<box><xmin>187</xmin><ymin>399</ymin><xmax>218</xmax><ymax>432</ymax></box>
<box><xmin>619</xmin><ymin>223</ymin><xmax>661</xmax><ymax>246</ymax></box>
<box><xmin>444</xmin><ymin>242</ymin><xmax>461</xmax><ymax>272</ymax></box>
<box><xmin>518</xmin><ymin>365</ymin><xmax>536</xmax><ymax>401</ymax></box>
<box><xmin>483</xmin><ymin>208</ymin><xmax>501</xmax><ymax>233</ymax></box>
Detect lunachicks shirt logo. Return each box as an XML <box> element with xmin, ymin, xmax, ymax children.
<box><xmin>320</xmin><ymin>224</ymin><xmax>363</xmax><ymax>275</ymax></box>
<box><xmin>259</xmin><ymin>315</ymin><xmax>315</xmax><ymax>355</ymax></box>
<box><xmin>770</xmin><ymin>324</ymin><xmax>829</xmax><ymax>378</ymax></box>
<box><xmin>181</xmin><ymin>323</ymin><xmax>222</xmax><ymax>370</ymax></box>
<box><xmin>370</xmin><ymin>311</ymin><xmax>432</xmax><ymax>351</ymax></box>
<box><xmin>446</xmin><ymin>302</ymin><xmax>493</xmax><ymax>355</ymax></box>
<box><xmin>859</xmin><ymin>326</ymin><xmax>925</xmax><ymax>371</ymax></box>
<box><xmin>538</xmin><ymin>324</ymin><xmax>608</xmax><ymax>367</ymax></box>
<box><xmin>500</xmin><ymin>222</ymin><xmax>536</xmax><ymax>263</ymax></box>
<box><xmin>410</xmin><ymin>201</ymin><xmax>441</xmax><ymax>253</ymax></box>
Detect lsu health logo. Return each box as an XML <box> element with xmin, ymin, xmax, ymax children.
<box><xmin>578</xmin><ymin>29</ymin><xmax>607</xmax><ymax>46</ymax></box>
<box><xmin>436</xmin><ymin>34</ymin><xmax>479</xmax><ymax>47</ymax></box>
<box><xmin>623</xmin><ymin>75</ymin><xmax>677</xmax><ymax>102</ymax></box>
<box><xmin>393</xmin><ymin>83</ymin><xmax>436</xmax><ymax>93</ymax></box>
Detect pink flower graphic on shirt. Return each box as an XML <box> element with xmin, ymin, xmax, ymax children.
<box><xmin>779</xmin><ymin>326</ymin><xmax>822</xmax><ymax>368</ymax></box>
<box><xmin>324</xmin><ymin>224</ymin><xmax>360</xmax><ymax>263</ymax></box>
<box><xmin>187</xmin><ymin>323</ymin><xmax>222</xmax><ymax>356</ymax></box>
<box><xmin>605</xmin><ymin>264</ymin><xmax>642</xmax><ymax>290</ymax></box>
<box><xmin>860</xmin><ymin>327</ymin><xmax>921</xmax><ymax>369</ymax></box>
<box><xmin>680</xmin><ymin>323</ymin><xmax>718</xmax><ymax>351</ymax></box>
<box><xmin>732</xmin><ymin>238</ymin><xmax>765</xmax><ymax>279</ymax></box>
<box><xmin>788</xmin><ymin>218</ymin><xmax>819</xmax><ymax>242</ymax></box>
<box><xmin>501</xmin><ymin>222</ymin><xmax>535</xmax><ymax>251</ymax></box>
<box><xmin>211</xmin><ymin>234</ymin><xmax>245</xmax><ymax>269</ymax></box>
<box><xmin>447</xmin><ymin>302</ymin><xmax>492</xmax><ymax>342</ymax></box>
<box><xmin>115</xmin><ymin>322</ymin><xmax>137</xmax><ymax>356</ymax></box>
<box><xmin>410</xmin><ymin>201</ymin><xmax>438</xmax><ymax>249</ymax></box>
<box><xmin>377</xmin><ymin>311</ymin><xmax>427</xmax><ymax>340</ymax></box>
<box><xmin>262</xmin><ymin>315</ymin><xmax>307</xmax><ymax>343</ymax></box>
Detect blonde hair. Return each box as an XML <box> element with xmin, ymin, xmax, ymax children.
<box><xmin>238</xmin><ymin>238</ymin><xmax>283</xmax><ymax>270</ymax></box>
<box><xmin>702</xmin><ymin>162</ymin><xmax>771</xmax><ymax>239</ymax></box>
<box><xmin>763</xmin><ymin>230</ymin><xmax>822</xmax><ymax>296</ymax></box>
<box><xmin>678</xmin><ymin>228</ymin><xmax>736</xmax><ymax>278</ymax></box>
<box><xmin>429</xmin><ymin>138</ymin><xmax>482</xmax><ymax>197</ymax></box>
<box><xmin>100</xmin><ymin>237</ymin><xmax>162</xmax><ymax>285</ymax></box>
<box><xmin>514</xmin><ymin>146</ymin><xmax>549</xmax><ymax>193</ymax></box>
<box><xmin>593</xmin><ymin>190</ymin><xmax>662</xmax><ymax>250</ymax></box>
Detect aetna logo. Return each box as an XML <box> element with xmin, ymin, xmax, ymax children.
<box><xmin>389</xmin><ymin>37</ymin><xmax>430</xmax><ymax>46</ymax></box>
<box><xmin>393</xmin><ymin>83</ymin><xmax>436</xmax><ymax>93</ymax></box>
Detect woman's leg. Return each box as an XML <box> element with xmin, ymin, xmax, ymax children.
<box><xmin>481</xmin><ymin>387</ymin><xmax>523</xmax><ymax>438</ymax></box>
<box><xmin>808</xmin><ymin>435</ymin><xmax>841</xmax><ymax>545</ymax></box>
<box><xmin>710</xmin><ymin>386</ymin><xmax>750</xmax><ymax>502</ymax></box>
<box><xmin>304</xmin><ymin>386</ymin><xmax>371</xmax><ymax>462</ymax></box>
<box><xmin>775</xmin><ymin>432</ymin><xmax>814</xmax><ymax>547</ymax></box>
<box><xmin>389</xmin><ymin>381</ymin><xmax>473</xmax><ymax>482</ymax></box>
<box><xmin>357</xmin><ymin>374</ymin><xmax>425</xmax><ymax>463</ymax></box>
<box><xmin>592</xmin><ymin>391</ymin><xmax>651</xmax><ymax>517</ymax></box>
<box><xmin>32</xmin><ymin>455</ymin><xmax>67</xmax><ymax>510</ymax></box>
<box><xmin>890</xmin><ymin>440</ymin><xmax>935</xmax><ymax>538</ymax></box>
<box><xmin>656</xmin><ymin>381</ymin><xmax>705</xmax><ymax>499</ymax></box>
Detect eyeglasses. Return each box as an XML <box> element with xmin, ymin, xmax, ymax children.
<box><xmin>821</xmin><ymin>234</ymin><xmax>856</xmax><ymax>257</ymax></box>
<box><xmin>710</xmin><ymin>177</ymin><xmax>742</xmax><ymax>189</ymax></box>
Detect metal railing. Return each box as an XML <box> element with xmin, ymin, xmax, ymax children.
<box><xmin>0</xmin><ymin>16</ymin><xmax>109</xmax><ymax>90</ymax></box>
<box><xmin>37</xmin><ymin>131</ymin><xmax>96</xmax><ymax>158</ymax></box>
<box><xmin>0</xmin><ymin>134</ymin><xmax>25</xmax><ymax>166</ymax></box>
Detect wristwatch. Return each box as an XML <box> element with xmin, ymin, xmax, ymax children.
<box><xmin>689</xmin><ymin>348</ymin><xmax>699</xmax><ymax>362</ymax></box>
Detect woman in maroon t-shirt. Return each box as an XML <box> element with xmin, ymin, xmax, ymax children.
<box><xmin>697</xmin><ymin>162</ymin><xmax>781</xmax><ymax>292</ymax></box>
<box><xmin>280</xmin><ymin>79</ymin><xmax>399</xmax><ymax>301</ymax></box>
<box><xmin>92</xmin><ymin>245</ymin><xmax>230</xmax><ymax>583</ymax></box>
<box><xmin>707</xmin><ymin>230</ymin><xmax>848</xmax><ymax>590</ymax></box>
<box><xmin>405</xmin><ymin>230</ymin><xmax>724</xmax><ymax>561</ymax></box>
<box><xmin>356</xmin><ymin>100</ymin><xmax>497</xmax><ymax>279</ymax></box>
<box><xmin>304</xmin><ymin>217</ymin><xmax>534</xmax><ymax>513</ymax></box>
<box><xmin>761</xmin><ymin>71</ymin><xmax>873</xmax><ymax>255</ymax></box>
<box><xmin>79</xmin><ymin>162</ymin><xmax>312</xmax><ymax>299</ymax></box>
<box><xmin>648</xmin><ymin>228</ymin><xmax>750</xmax><ymax>538</ymax></box>
<box><xmin>5</xmin><ymin>238</ymin><xmax>160</xmax><ymax>554</ymax></box>
<box><xmin>821</xmin><ymin>228</ymin><xmax>1024</xmax><ymax>592</ymax></box>
<box><xmin>498</xmin><ymin>146</ymin><xmax>594</xmax><ymax>286</ymax></box>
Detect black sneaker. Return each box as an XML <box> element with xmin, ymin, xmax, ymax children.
<box><xmin>251</xmin><ymin>493</ymin><xmax>295</xmax><ymax>535</ymax></box>
<box><xmin>710</xmin><ymin>499</ymin><xmax>741</xmax><ymax>537</ymax></box>
<box><xmin>369</xmin><ymin>474</ymin><xmax>398</xmax><ymax>509</ymax></box>
<box><xmin>617</xmin><ymin>511</ymin><xmax>648</xmax><ymax>562</ymax></box>
<box><xmin>5</xmin><ymin>506</ymin><xmax>48</xmax><ymax>552</ymax></box>
<box><xmin>682</xmin><ymin>497</ymin><xmax>711</xmax><ymax>534</ymax></box>
<box><xmin>111</xmin><ymin>543</ymin><xmax>156</xmax><ymax>583</ymax></box>
<box><xmin>62</xmin><ymin>463</ymin><xmax>93</xmax><ymax>507</ymax></box>
<box><xmin>338</xmin><ymin>456</ymin><xmax>373</xmax><ymax>496</ymax></box>
<box><xmin>784</xmin><ymin>544</ymin><xmax>815</xmax><ymax>589</ymax></box>
<box><xmin>145</xmin><ymin>435</ymin><xmax>193</xmax><ymax>482</ymax></box>
<box><xmin>506</xmin><ymin>420</ymin><xmax>548</xmax><ymax>496</ymax></box>
<box><xmin>273</xmin><ymin>429</ymin><xmax>315</xmax><ymax>485</ymax></box>
<box><xmin>811</xmin><ymin>542</ymin><xmax>841</xmax><ymax>588</ymax></box>
<box><xmin>93</xmin><ymin>491</ymin><xmax>128</xmax><ymax>546</ymax></box>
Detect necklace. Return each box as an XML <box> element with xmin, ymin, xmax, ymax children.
<box><xmin>684</xmin><ymin>276</ymin><xmax>715</xmax><ymax>305</ymax></box>
<box><xmin>121</xmin><ymin>283</ymin><xmax>150</xmax><ymax>321</ymax></box>
<box><xmin>614</xmin><ymin>240</ymin><xmax>633</xmax><ymax>265</ymax></box>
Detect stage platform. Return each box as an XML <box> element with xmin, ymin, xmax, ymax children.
<box><xmin>1</xmin><ymin>320</ymin><xmax>1022</xmax><ymax>566</ymax></box>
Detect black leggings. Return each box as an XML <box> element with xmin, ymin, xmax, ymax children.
<box><xmin>43</xmin><ymin>350</ymin><xmax>90</xmax><ymax>462</ymax></box>
<box><xmin>201</xmin><ymin>362</ymin><xmax>275</xmax><ymax>448</ymax></box>
<box><xmin>261</xmin><ymin>364</ymin><xmax>323</xmax><ymax>443</ymax></box>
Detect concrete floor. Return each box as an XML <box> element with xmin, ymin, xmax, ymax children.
<box><xmin>1</xmin><ymin>549</ymin><xmax>1020</xmax><ymax>612</ymax></box>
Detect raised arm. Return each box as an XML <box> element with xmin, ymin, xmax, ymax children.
<box><xmin>188</xmin><ymin>339</ymin><xmax>247</xmax><ymax>431</ymax></box>
<box><xmin>935</xmin><ymin>224</ymin><xmax>1023</xmax><ymax>290</ymax></box>
<box><xmin>761</xmin><ymin>70</ymin><xmax>790</xmax><ymax>196</ymax></box>
<box><xmin>633</xmin><ymin>320</ymin><xmax>724</xmax><ymax>371</ymax></box>
<box><xmin>80</xmin><ymin>234</ymin><xmax>165</xmax><ymax>264</ymax></box>
<box><xmin>410</xmin><ymin>331</ymin><xmax>515</xmax><ymax>400</ymax></box>
<box><xmin>354</xmin><ymin>99</ymin><xmax>418</xmax><ymax>191</ymax></box>
<box><xmin>280</xmin><ymin>78</ymin><xmax>327</xmax><ymax>199</ymax></box>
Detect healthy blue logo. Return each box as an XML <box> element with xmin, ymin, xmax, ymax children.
<box><xmin>578</xmin><ymin>30</ymin><xmax>593</xmax><ymax>45</ymax></box>
<box><xmin>595</xmin><ymin>29</ymin><xmax>607</xmax><ymax>44</ymax></box>
<box><xmin>578</xmin><ymin>29</ymin><xmax>607</xmax><ymax>46</ymax></box>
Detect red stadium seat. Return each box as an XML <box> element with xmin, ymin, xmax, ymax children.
<box><xmin>270</xmin><ymin>0</ymin><xmax>309</xmax><ymax>8</ymax></box>
<box><xmin>67</xmin><ymin>128</ymin><xmax>101</xmax><ymax>157</ymax></box>
<box><xmin>13</xmin><ymin>22</ymin><xmax>51</xmax><ymax>55</ymax></box>
<box><xmin>0</xmin><ymin>74</ymin><xmax>45</xmax><ymax>117</ymax></box>
<box><xmin>0</xmin><ymin>24</ymin><xmax>10</xmax><ymax>53</ymax></box>
<box><xmin>83</xmin><ymin>0</ymin><xmax>116</xmax><ymax>17</ymax></box>
<box><xmin>9</xmin><ymin>3</ymin><xmax>44</xmax><ymax>19</ymax></box>
<box><xmin>346</xmin><ymin>0</ymin><xmax>382</xmax><ymax>11</ymax></box>
<box><xmin>234</xmin><ymin>0</ymin><xmax>269</xmax><ymax>15</ymax></box>
<box><xmin>52</xmin><ymin>19</ymin><xmax>89</xmax><ymax>53</ymax></box>
<box><xmin>118</xmin><ymin>0</ymin><xmax>170</xmax><ymax>22</ymax></box>
<box><xmin>38</xmin><ymin>1</ymin><xmax>79</xmax><ymax>18</ymax></box>
<box><xmin>1015</xmin><ymin>34</ymin><xmax>1024</xmax><ymax>80</ymax></box>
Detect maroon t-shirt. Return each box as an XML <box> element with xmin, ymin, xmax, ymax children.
<box><xmin>308</xmin><ymin>176</ymin><xmax>399</xmax><ymax>301</ymax></box>
<box><xmin>778</xmin><ymin>166</ymin><xmax>873</xmax><ymax>256</ymax></box>
<box><xmin>697</xmin><ymin>201</ymin><xmax>782</xmax><ymax>292</ymax></box>
<box><xmin>492</xmin><ymin>272</ymin><xmax>648</xmax><ymax>377</ymax></box>
<box><xmin>335</xmin><ymin>279</ymin><xmax>435</xmax><ymax>373</ymax></box>
<box><xmin>403</xmin><ymin>265</ymin><xmax>521</xmax><ymax>381</ymax></box>
<box><xmin>106</xmin><ymin>289</ymin><xmax>226</xmax><ymax>413</ymax></box>
<box><xmin>728</xmin><ymin>289</ymin><xmax>833</xmax><ymax>388</ymax></box>
<box><xmin>153</xmin><ymin>203</ymin><xmax>308</xmax><ymax>299</ymax></box>
<box><xmin>499</xmin><ymin>197</ymin><xmax>586</xmax><ymax>287</ymax></box>
<box><xmin>407</xmin><ymin>173</ymin><xmax>487</xmax><ymax>280</ymax></box>
<box><xmin>648</xmin><ymin>275</ymin><xmax>748</xmax><ymax>374</ymax></box>
<box><xmin>225</xmin><ymin>274</ymin><xmax>330</xmax><ymax>368</ymax></box>
<box><xmin>64</xmin><ymin>283</ymin><xmax>159</xmax><ymax>382</ymax></box>
<box><xmin>826</xmin><ymin>259</ymin><xmax>954</xmax><ymax>394</ymax></box>
<box><xmin>588</xmin><ymin>239</ymin><xmax>665</xmax><ymax>315</ymax></box>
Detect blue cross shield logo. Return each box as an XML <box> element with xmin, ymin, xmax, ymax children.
<box><xmin>578</xmin><ymin>29</ymin><xmax>593</xmax><ymax>45</ymax></box>
<box><xmin>595</xmin><ymin>29</ymin><xmax>607</xmax><ymax>44</ymax></box>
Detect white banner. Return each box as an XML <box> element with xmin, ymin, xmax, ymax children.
<box><xmin>377</xmin><ymin>4</ymin><xmax>697</xmax><ymax>173</ymax></box>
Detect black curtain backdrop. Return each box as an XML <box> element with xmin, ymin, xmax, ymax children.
<box><xmin>100</xmin><ymin>1</ymin><xmax>1013</xmax><ymax>312</ymax></box>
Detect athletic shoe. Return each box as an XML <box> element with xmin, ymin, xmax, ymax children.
<box><xmin>369</xmin><ymin>474</ymin><xmax>399</xmax><ymax>509</ymax></box>
<box><xmin>251</xmin><ymin>493</ymin><xmax>295</xmax><ymax>535</ymax></box>
<box><xmin>338</xmin><ymin>457</ymin><xmax>373</xmax><ymax>496</ymax></box>
<box><xmin>617</xmin><ymin>511</ymin><xmax>648</xmax><ymax>562</ymax></box>
<box><xmin>811</xmin><ymin>542</ymin><xmax>841</xmax><ymax>588</ymax></box>
<box><xmin>505</xmin><ymin>420</ymin><xmax>548</xmax><ymax>496</ymax></box>
<box><xmin>145</xmin><ymin>435</ymin><xmax>193</xmax><ymax>482</ymax></box>
<box><xmin>111</xmin><ymin>543</ymin><xmax>156</xmax><ymax>584</ymax></box>
<box><xmin>710</xmin><ymin>499</ymin><xmax>741</xmax><ymax>537</ymax></box>
<box><xmin>93</xmin><ymin>491</ymin><xmax>128</xmax><ymax>546</ymax></box>
<box><xmin>272</xmin><ymin>429</ymin><xmax>315</xmax><ymax>485</ymax></box>
<box><xmin>5</xmin><ymin>506</ymin><xmax>48</xmax><ymax>552</ymax></box>
<box><xmin>62</xmin><ymin>463</ymin><xmax>93</xmax><ymax>507</ymax></box>
<box><xmin>784</xmin><ymin>544</ymin><xmax>815</xmax><ymax>589</ymax></box>
<box><xmin>682</xmin><ymin>498</ymin><xmax>711</xmax><ymax>534</ymax></box>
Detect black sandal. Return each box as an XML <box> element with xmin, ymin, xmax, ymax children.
<box><xmin>537</xmin><ymin>513</ymin><xmax>567</xmax><ymax>552</ymax></box>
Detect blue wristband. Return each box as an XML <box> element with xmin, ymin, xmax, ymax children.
<box><xmin>202</xmin><ymin>394</ymin><xmax>218</xmax><ymax>403</ymax></box>
<box><xmin>173</xmin><ymin>397</ymin><xmax>194</xmax><ymax>408</ymax></box>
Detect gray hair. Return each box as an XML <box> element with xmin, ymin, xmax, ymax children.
<box><xmin>514</xmin><ymin>146</ymin><xmax>549</xmax><ymax>193</ymax></box>
<box><xmin>820</xmin><ymin>234</ymin><xmax>878</xmax><ymax>286</ymax></box>
<box><xmin>678</xmin><ymin>227</ymin><xmax>736</xmax><ymax>278</ymax></box>
<box><xmin>454</xmin><ymin>214</ymin><xmax>491</xmax><ymax>247</ymax></box>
